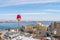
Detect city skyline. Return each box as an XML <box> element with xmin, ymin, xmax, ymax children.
<box><xmin>0</xmin><ymin>0</ymin><xmax>60</xmax><ymax>21</ymax></box>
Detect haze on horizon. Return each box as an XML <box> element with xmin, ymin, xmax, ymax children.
<box><xmin>0</xmin><ymin>0</ymin><xmax>60</xmax><ymax>21</ymax></box>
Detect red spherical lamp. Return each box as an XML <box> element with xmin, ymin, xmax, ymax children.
<box><xmin>17</xmin><ymin>14</ymin><xmax>21</xmax><ymax>21</ymax></box>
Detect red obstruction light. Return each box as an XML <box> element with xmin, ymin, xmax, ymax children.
<box><xmin>17</xmin><ymin>14</ymin><xmax>21</xmax><ymax>21</ymax></box>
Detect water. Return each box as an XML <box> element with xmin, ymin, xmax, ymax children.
<box><xmin>0</xmin><ymin>21</ymin><xmax>51</xmax><ymax>29</ymax></box>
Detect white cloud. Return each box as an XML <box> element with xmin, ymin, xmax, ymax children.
<box><xmin>0</xmin><ymin>12</ymin><xmax>48</xmax><ymax>20</ymax></box>
<box><xmin>0</xmin><ymin>0</ymin><xmax>60</xmax><ymax>7</ymax></box>
<box><xmin>21</xmin><ymin>13</ymin><xmax>48</xmax><ymax>15</ymax></box>
<box><xmin>40</xmin><ymin>9</ymin><xmax>60</xmax><ymax>13</ymax></box>
<box><xmin>42</xmin><ymin>9</ymin><xmax>60</xmax><ymax>12</ymax></box>
<box><xmin>0</xmin><ymin>12</ymin><xmax>60</xmax><ymax>21</ymax></box>
<box><xmin>0</xmin><ymin>9</ymin><xmax>60</xmax><ymax>21</ymax></box>
<box><xmin>0</xmin><ymin>12</ymin><xmax>48</xmax><ymax>15</ymax></box>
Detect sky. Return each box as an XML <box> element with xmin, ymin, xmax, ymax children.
<box><xmin>0</xmin><ymin>0</ymin><xmax>60</xmax><ymax>21</ymax></box>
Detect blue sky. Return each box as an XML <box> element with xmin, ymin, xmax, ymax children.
<box><xmin>0</xmin><ymin>0</ymin><xmax>60</xmax><ymax>21</ymax></box>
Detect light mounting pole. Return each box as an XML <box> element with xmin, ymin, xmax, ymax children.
<box><xmin>17</xmin><ymin>14</ymin><xmax>21</xmax><ymax>32</ymax></box>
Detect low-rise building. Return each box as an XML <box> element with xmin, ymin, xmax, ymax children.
<box><xmin>54</xmin><ymin>22</ymin><xmax>60</xmax><ymax>36</ymax></box>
